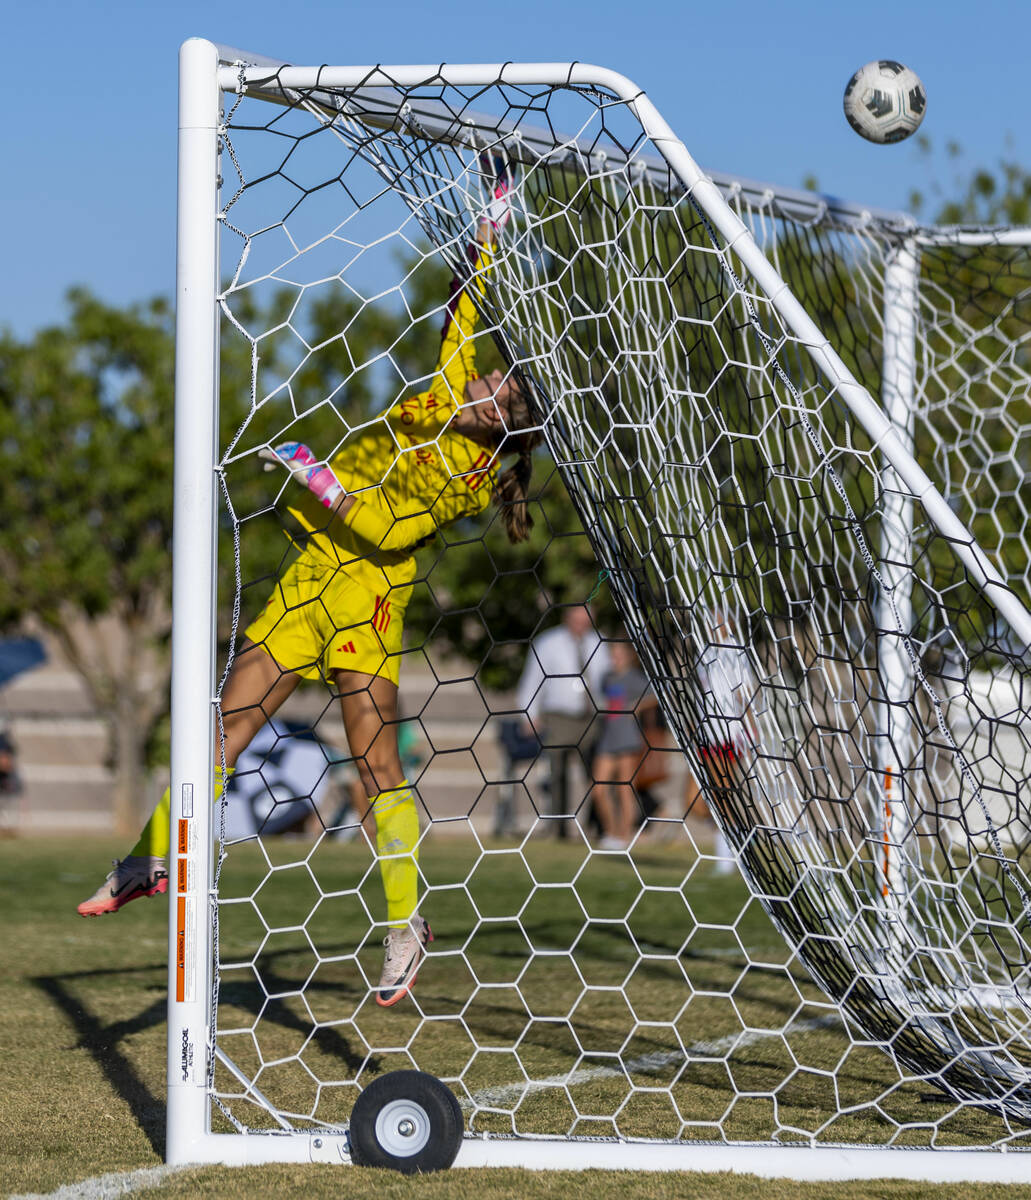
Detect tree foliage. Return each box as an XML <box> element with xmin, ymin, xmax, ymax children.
<box><xmin>0</xmin><ymin>290</ymin><xmax>177</xmax><ymax>832</ymax></box>
<box><xmin>909</xmin><ymin>137</ymin><xmax>1031</xmax><ymax>227</ymax></box>
<box><xmin>907</xmin><ymin>143</ymin><xmax>1031</xmax><ymax>634</ymax></box>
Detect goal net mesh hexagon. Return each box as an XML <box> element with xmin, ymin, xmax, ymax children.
<box><xmin>174</xmin><ymin>45</ymin><xmax>1031</xmax><ymax>1169</ymax></box>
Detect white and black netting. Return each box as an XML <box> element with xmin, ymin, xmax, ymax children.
<box><xmin>210</xmin><ymin>65</ymin><xmax>1031</xmax><ymax>1143</ymax></box>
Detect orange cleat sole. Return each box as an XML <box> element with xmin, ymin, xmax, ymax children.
<box><xmin>77</xmin><ymin>875</ymin><xmax>168</xmax><ymax>917</ymax></box>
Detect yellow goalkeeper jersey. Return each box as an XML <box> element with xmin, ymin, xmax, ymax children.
<box><xmin>287</xmin><ymin>244</ymin><xmax>499</xmax><ymax>598</ymax></box>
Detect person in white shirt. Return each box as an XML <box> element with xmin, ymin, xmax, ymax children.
<box><xmin>515</xmin><ymin>605</ymin><xmax>610</xmax><ymax>838</ymax></box>
<box><xmin>683</xmin><ymin>609</ymin><xmax>757</xmax><ymax>874</ymax></box>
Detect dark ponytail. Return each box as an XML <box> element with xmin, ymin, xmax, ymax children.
<box><xmin>494</xmin><ymin>449</ymin><xmax>535</xmax><ymax>542</ymax></box>
<box><xmin>492</xmin><ymin>371</ymin><xmax>543</xmax><ymax>544</ymax></box>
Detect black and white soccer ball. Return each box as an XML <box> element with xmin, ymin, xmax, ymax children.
<box><xmin>843</xmin><ymin>60</ymin><xmax>926</xmax><ymax>144</ymax></box>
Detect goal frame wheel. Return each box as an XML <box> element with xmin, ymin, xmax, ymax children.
<box><xmin>348</xmin><ymin>1070</ymin><xmax>463</xmax><ymax>1174</ymax></box>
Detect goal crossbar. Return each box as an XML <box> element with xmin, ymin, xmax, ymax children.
<box><xmin>214</xmin><ymin>47</ymin><xmax>913</xmax><ymax>232</ymax></box>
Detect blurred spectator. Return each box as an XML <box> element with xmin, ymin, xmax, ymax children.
<box><xmin>633</xmin><ymin>702</ymin><xmax>672</xmax><ymax>824</ymax></box>
<box><xmin>684</xmin><ymin>610</ymin><xmax>758</xmax><ymax>874</ymax></box>
<box><xmin>0</xmin><ymin>719</ymin><xmax>21</xmax><ymax>793</ymax></box>
<box><xmin>494</xmin><ymin>717</ymin><xmax>541</xmax><ymax>837</ymax></box>
<box><xmin>514</xmin><ymin>605</ymin><xmax>610</xmax><ymax>838</ymax></box>
<box><xmin>591</xmin><ymin>641</ymin><xmax>655</xmax><ymax>849</ymax></box>
<box><xmin>0</xmin><ymin>719</ymin><xmax>22</xmax><ymax>834</ymax></box>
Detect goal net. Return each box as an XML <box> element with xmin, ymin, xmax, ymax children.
<box><xmin>169</xmin><ymin>40</ymin><xmax>1031</xmax><ymax>1178</ymax></box>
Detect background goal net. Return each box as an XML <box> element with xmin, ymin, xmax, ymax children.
<box><xmin>169</xmin><ymin>40</ymin><xmax>1031</xmax><ymax>1177</ymax></box>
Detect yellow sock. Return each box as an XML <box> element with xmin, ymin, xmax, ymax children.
<box><xmin>131</xmin><ymin>765</ymin><xmax>232</xmax><ymax>859</ymax></box>
<box><xmin>373</xmin><ymin>780</ymin><xmax>420</xmax><ymax>927</ymax></box>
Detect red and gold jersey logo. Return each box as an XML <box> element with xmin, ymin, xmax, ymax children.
<box><xmin>465</xmin><ymin>450</ymin><xmax>491</xmax><ymax>492</ymax></box>
<box><xmin>373</xmin><ymin>595</ymin><xmax>392</xmax><ymax>632</ymax></box>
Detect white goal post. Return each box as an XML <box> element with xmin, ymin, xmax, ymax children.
<box><xmin>169</xmin><ymin>37</ymin><xmax>1031</xmax><ymax>1181</ymax></box>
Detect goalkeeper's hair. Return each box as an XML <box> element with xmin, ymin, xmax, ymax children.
<box><xmin>493</xmin><ymin>372</ymin><xmax>543</xmax><ymax>544</ymax></box>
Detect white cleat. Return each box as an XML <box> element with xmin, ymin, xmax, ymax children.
<box><xmin>77</xmin><ymin>855</ymin><xmax>168</xmax><ymax>917</ymax></box>
<box><xmin>376</xmin><ymin>916</ymin><xmax>433</xmax><ymax>1007</ymax></box>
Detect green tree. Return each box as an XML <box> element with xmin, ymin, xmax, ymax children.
<box><xmin>0</xmin><ymin>243</ymin><xmax>601</xmax><ymax>839</ymax></box>
<box><xmin>18</xmin><ymin>142</ymin><xmax>1028</xmax><ymax>830</ymax></box>
<box><xmin>909</xmin><ymin>137</ymin><xmax>1031</xmax><ymax>227</ymax></box>
<box><xmin>0</xmin><ymin>291</ymin><xmax>177</xmax><ymax>834</ymax></box>
<box><xmin>907</xmin><ymin>145</ymin><xmax>1031</xmax><ymax>629</ymax></box>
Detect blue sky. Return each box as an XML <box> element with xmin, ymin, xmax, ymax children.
<box><xmin>3</xmin><ymin>0</ymin><xmax>1027</xmax><ymax>338</ymax></box>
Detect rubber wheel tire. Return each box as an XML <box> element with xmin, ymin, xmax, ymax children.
<box><xmin>349</xmin><ymin>1070</ymin><xmax>463</xmax><ymax>1174</ymax></box>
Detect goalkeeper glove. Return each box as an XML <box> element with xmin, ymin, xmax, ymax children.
<box><xmin>480</xmin><ymin>150</ymin><xmax>516</xmax><ymax>232</ymax></box>
<box><xmin>259</xmin><ymin>442</ymin><xmax>345</xmax><ymax>510</ymax></box>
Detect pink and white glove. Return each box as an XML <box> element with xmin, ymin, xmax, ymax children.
<box><xmin>259</xmin><ymin>442</ymin><xmax>344</xmax><ymax>510</ymax></box>
<box><xmin>480</xmin><ymin>151</ymin><xmax>516</xmax><ymax>232</ymax></box>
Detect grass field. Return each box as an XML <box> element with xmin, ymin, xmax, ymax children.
<box><xmin>4</xmin><ymin>835</ymin><xmax>1031</xmax><ymax>1199</ymax></box>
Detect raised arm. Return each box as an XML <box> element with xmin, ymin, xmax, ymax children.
<box><xmin>430</xmin><ymin>241</ymin><xmax>494</xmax><ymax>407</ymax></box>
<box><xmin>431</xmin><ymin>154</ymin><xmax>515</xmax><ymax>404</ymax></box>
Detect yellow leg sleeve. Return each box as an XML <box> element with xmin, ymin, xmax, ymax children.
<box><xmin>373</xmin><ymin>780</ymin><xmax>420</xmax><ymax>927</ymax></box>
<box><xmin>131</xmin><ymin>765</ymin><xmax>232</xmax><ymax>859</ymax></box>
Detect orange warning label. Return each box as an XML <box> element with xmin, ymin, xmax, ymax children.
<box><xmin>177</xmin><ymin>858</ymin><xmax>188</xmax><ymax>895</ymax></box>
<box><xmin>176</xmin><ymin>897</ymin><xmax>187</xmax><ymax>1002</ymax></box>
<box><xmin>177</xmin><ymin>819</ymin><xmax>189</xmax><ymax>855</ymax></box>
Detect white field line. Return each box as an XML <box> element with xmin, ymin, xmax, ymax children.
<box><xmin>10</xmin><ymin>1165</ymin><xmax>185</xmax><ymax>1200</ymax></box>
<box><xmin>462</xmin><ymin>1015</ymin><xmax>840</xmax><ymax>1110</ymax></box>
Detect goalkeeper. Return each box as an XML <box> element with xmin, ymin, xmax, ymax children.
<box><xmin>78</xmin><ymin>192</ymin><xmax>540</xmax><ymax>1008</ymax></box>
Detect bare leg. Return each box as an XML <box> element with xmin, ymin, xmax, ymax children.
<box><xmin>685</xmin><ymin>752</ymin><xmax>737</xmax><ymax>869</ymax></box>
<box><xmin>683</xmin><ymin>766</ymin><xmax>709</xmax><ymax>822</ymax></box>
<box><xmin>332</xmin><ymin>670</ymin><xmax>402</xmax><ymax>798</ymax></box>
<box><xmin>616</xmin><ymin>749</ymin><xmax>645</xmax><ymax>841</ymax></box>
<box><xmin>592</xmin><ymin>752</ymin><xmax>620</xmax><ymax>840</ymax></box>
<box><xmin>545</xmin><ymin>744</ymin><xmax>571</xmax><ymax>838</ymax></box>
<box><xmin>80</xmin><ymin>640</ymin><xmax>304</xmax><ymax>912</ymax></box>
<box><xmin>707</xmin><ymin>753</ymin><xmax>737</xmax><ymax>872</ymax></box>
<box><xmin>218</xmin><ymin>639</ymin><xmax>304</xmax><ymax>769</ymax></box>
<box><xmin>333</xmin><ymin>669</ymin><xmax>425</xmax><ymax>948</ymax></box>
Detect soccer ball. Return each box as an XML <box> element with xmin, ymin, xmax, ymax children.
<box><xmin>843</xmin><ymin>60</ymin><xmax>926</xmax><ymax>144</ymax></box>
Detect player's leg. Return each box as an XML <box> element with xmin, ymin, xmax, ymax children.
<box><xmin>682</xmin><ymin>749</ymin><xmax>728</xmax><ymax>867</ymax></box>
<box><xmin>140</xmin><ymin>639</ymin><xmax>302</xmax><ymax>842</ymax></box>
<box><xmin>683</xmin><ymin>756</ymin><xmax>708</xmax><ymax>821</ymax></box>
<box><xmin>335</xmin><ymin>668</ymin><xmax>404</xmax><ymax>796</ymax></box>
<box><xmin>591</xmin><ymin>751</ymin><xmax>624</xmax><ymax>848</ymax></box>
<box><xmin>542</xmin><ymin>715</ymin><xmax>577</xmax><ymax>839</ymax></box>
<box><xmin>616</xmin><ymin>747</ymin><xmax>645</xmax><ymax>842</ymax></box>
<box><xmin>708</xmin><ymin>749</ymin><xmax>737</xmax><ymax>873</ymax></box>
<box><xmin>693</xmin><ymin>748</ymin><xmax>735</xmax><ymax>872</ymax></box>
<box><xmin>78</xmin><ymin>633</ymin><xmax>304</xmax><ymax>915</ymax></box>
<box><xmin>322</xmin><ymin>571</ymin><xmax>433</xmax><ymax>1005</ymax></box>
<box><xmin>333</xmin><ymin>668</ymin><xmax>431</xmax><ymax>1007</ymax></box>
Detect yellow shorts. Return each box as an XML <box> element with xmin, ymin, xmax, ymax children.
<box><xmin>244</xmin><ymin>559</ymin><xmax>406</xmax><ymax>685</ymax></box>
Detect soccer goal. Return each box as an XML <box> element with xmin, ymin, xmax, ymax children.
<box><xmin>170</xmin><ymin>37</ymin><xmax>1031</xmax><ymax>1181</ymax></box>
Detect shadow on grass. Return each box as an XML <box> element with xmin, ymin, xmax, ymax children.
<box><xmin>32</xmin><ymin>940</ymin><xmax>377</xmax><ymax>1148</ymax></box>
<box><xmin>33</xmin><ymin>962</ymin><xmax>168</xmax><ymax>1156</ymax></box>
<box><xmin>217</xmin><ymin>943</ymin><xmax>379</xmax><ymax>1077</ymax></box>
<box><xmin>30</xmin><ymin>924</ymin><xmax>898</xmax><ymax>1146</ymax></box>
